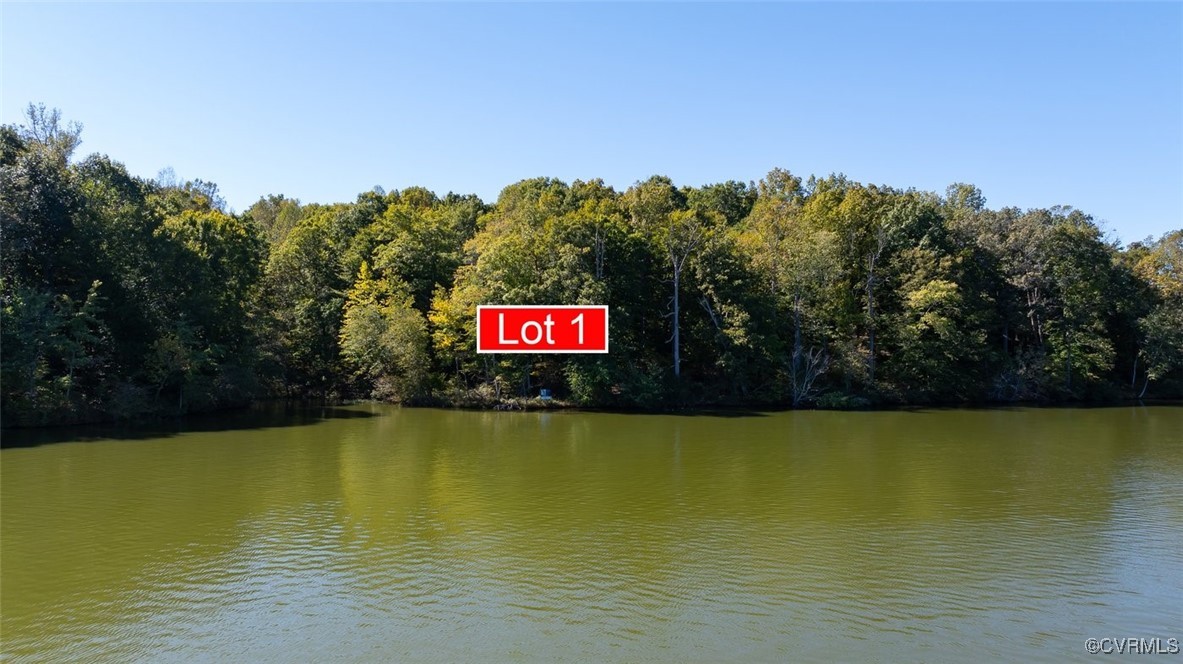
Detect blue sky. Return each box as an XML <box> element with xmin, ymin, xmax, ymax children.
<box><xmin>2</xmin><ymin>2</ymin><xmax>1180</xmax><ymax>244</ymax></box>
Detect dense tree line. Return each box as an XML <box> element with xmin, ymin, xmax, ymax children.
<box><xmin>2</xmin><ymin>107</ymin><xmax>1180</xmax><ymax>426</ymax></box>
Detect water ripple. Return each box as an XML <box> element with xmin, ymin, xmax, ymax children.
<box><xmin>2</xmin><ymin>406</ymin><xmax>1181</xmax><ymax>662</ymax></box>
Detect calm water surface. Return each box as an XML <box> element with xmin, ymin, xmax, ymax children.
<box><xmin>3</xmin><ymin>405</ymin><xmax>1181</xmax><ymax>662</ymax></box>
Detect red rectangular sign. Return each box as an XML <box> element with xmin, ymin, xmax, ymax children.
<box><xmin>477</xmin><ymin>305</ymin><xmax>609</xmax><ymax>354</ymax></box>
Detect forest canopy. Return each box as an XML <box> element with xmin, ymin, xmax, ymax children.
<box><xmin>2</xmin><ymin>106</ymin><xmax>1180</xmax><ymax>426</ymax></box>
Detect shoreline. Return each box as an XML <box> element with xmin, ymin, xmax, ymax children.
<box><xmin>4</xmin><ymin>395</ymin><xmax>1181</xmax><ymax>435</ymax></box>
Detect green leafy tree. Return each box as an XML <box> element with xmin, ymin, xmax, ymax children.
<box><xmin>1130</xmin><ymin>230</ymin><xmax>1183</xmax><ymax>397</ymax></box>
<box><xmin>263</xmin><ymin>211</ymin><xmax>347</xmax><ymax>396</ymax></box>
<box><xmin>625</xmin><ymin>176</ymin><xmax>722</xmax><ymax>381</ymax></box>
<box><xmin>5</xmin><ymin>104</ymin><xmax>1180</xmax><ymax>422</ymax></box>
<box><xmin>738</xmin><ymin>169</ymin><xmax>840</xmax><ymax>405</ymax></box>
<box><xmin>247</xmin><ymin>194</ymin><xmax>305</xmax><ymax>246</ymax></box>
<box><xmin>1042</xmin><ymin>212</ymin><xmax>1116</xmax><ymax>396</ymax></box>
<box><xmin>340</xmin><ymin>262</ymin><xmax>430</xmax><ymax>401</ymax></box>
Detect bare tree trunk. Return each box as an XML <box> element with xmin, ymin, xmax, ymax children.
<box><xmin>66</xmin><ymin>353</ymin><xmax>75</xmax><ymax>402</ymax></box>
<box><xmin>594</xmin><ymin>226</ymin><xmax>605</xmax><ymax>280</ymax></box>
<box><xmin>792</xmin><ymin>346</ymin><xmax>829</xmax><ymax>407</ymax></box>
<box><xmin>791</xmin><ymin>293</ymin><xmax>803</xmax><ymax>396</ymax></box>
<box><xmin>865</xmin><ymin>229</ymin><xmax>885</xmax><ymax>386</ymax></box>
<box><xmin>672</xmin><ymin>265</ymin><xmax>681</xmax><ymax>379</ymax></box>
<box><xmin>867</xmin><ymin>327</ymin><xmax>876</xmax><ymax>384</ymax></box>
<box><xmin>699</xmin><ymin>295</ymin><xmax>721</xmax><ymax>332</ymax></box>
<box><xmin>1035</xmin><ymin>287</ymin><xmax>1043</xmax><ymax>343</ymax></box>
<box><xmin>1065</xmin><ymin>330</ymin><xmax>1072</xmax><ymax>393</ymax></box>
<box><xmin>1027</xmin><ymin>288</ymin><xmax>1044</xmax><ymax>347</ymax></box>
<box><xmin>866</xmin><ymin>269</ymin><xmax>876</xmax><ymax>385</ymax></box>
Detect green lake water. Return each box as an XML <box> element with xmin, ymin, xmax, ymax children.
<box><xmin>2</xmin><ymin>405</ymin><xmax>1181</xmax><ymax>661</ymax></box>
